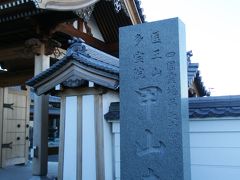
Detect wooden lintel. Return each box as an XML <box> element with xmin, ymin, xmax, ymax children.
<box><xmin>0</xmin><ymin>46</ymin><xmax>27</xmax><ymax>62</ymax></box>
<box><xmin>52</xmin><ymin>23</ymin><xmax>118</xmax><ymax>55</ymax></box>
<box><xmin>123</xmin><ymin>0</ymin><xmax>142</xmax><ymax>24</ymax></box>
<box><xmin>0</xmin><ymin>70</ymin><xmax>33</xmax><ymax>87</ymax></box>
<box><xmin>53</xmin><ymin>87</ymin><xmax>107</xmax><ymax>97</ymax></box>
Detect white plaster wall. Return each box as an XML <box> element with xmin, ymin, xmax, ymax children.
<box><xmin>112</xmin><ymin>123</ymin><xmax>120</xmax><ymax>180</ymax></box>
<box><xmin>110</xmin><ymin>117</ymin><xmax>240</xmax><ymax>180</ymax></box>
<box><xmin>63</xmin><ymin>96</ymin><xmax>77</xmax><ymax>180</ymax></box>
<box><xmin>102</xmin><ymin>91</ymin><xmax>120</xmax><ymax>180</ymax></box>
<box><xmin>82</xmin><ymin>95</ymin><xmax>96</xmax><ymax>180</ymax></box>
<box><xmin>88</xmin><ymin>16</ymin><xmax>104</xmax><ymax>41</ymax></box>
<box><xmin>190</xmin><ymin>117</ymin><xmax>240</xmax><ymax>180</ymax></box>
<box><xmin>72</xmin><ymin>16</ymin><xmax>104</xmax><ymax>42</ymax></box>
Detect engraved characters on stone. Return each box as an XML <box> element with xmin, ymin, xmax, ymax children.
<box><xmin>136</xmin><ymin>129</ymin><xmax>166</xmax><ymax>157</ymax></box>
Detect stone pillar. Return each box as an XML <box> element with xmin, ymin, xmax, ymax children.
<box><xmin>120</xmin><ymin>18</ymin><xmax>191</xmax><ymax>180</ymax></box>
<box><xmin>32</xmin><ymin>43</ymin><xmax>50</xmax><ymax>176</ymax></box>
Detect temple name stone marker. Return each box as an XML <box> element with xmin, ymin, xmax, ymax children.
<box><xmin>120</xmin><ymin>18</ymin><xmax>191</xmax><ymax>180</ymax></box>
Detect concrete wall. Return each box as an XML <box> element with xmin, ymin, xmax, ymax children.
<box><xmin>61</xmin><ymin>93</ymin><xmax>240</xmax><ymax>180</ymax></box>
<box><xmin>107</xmin><ymin>117</ymin><xmax>240</xmax><ymax>180</ymax></box>
<box><xmin>102</xmin><ymin>91</ymin><xmax>119</xmax><ymax>180</ymax></box>
<box><xmin>190</xmin><ymin>117</ymin><xmax>240</xmax><ymax>180</ymax></box>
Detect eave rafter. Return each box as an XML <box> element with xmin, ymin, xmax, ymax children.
<box><xmin>52</xmin><ymin>23</ymin><xmax>118</xmax><ymax>55</ymax></box>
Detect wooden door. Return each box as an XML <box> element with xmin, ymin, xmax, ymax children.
<box><xmin>0</xmin><ymin>87</ymin><xmax>30</xmax><ymax>167</ymax></box>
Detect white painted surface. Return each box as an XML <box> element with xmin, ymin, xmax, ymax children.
<box><xmin>109</xmin><ymin>117</ymin><xmax>240</xmax><ymax>180</ymax></box>
<box><xmin>113</xmin><ymin>123</ymin><xmax>120</xmax><ymax>180</ymax></box>
<box><xmin>190</xmin><ymin>118</ymin><xmax>240</xmax><ymax>180</ymax></box>
<box><xmin>102</xmin><ymin>92</ymin><xmax>119</xmax><ymax>180</ymax></box>
<box><xmin>34</xmin><ymin>44</ymin><xmax>50</xmax><ymax>75</ymax></box>
<box><xmin>63</xmin><ymin>96</ymin><xmax>77</xmax><ymax>180</ymax></box>
<box><xmin>88</xmin><ymin>16</ymin><xmax>104</xmax><ymax>41</ymax></box>
<box><xmin>82</xmin><ymin>95</ymin><xmax>96</xmax><ymax>180</ymax></box>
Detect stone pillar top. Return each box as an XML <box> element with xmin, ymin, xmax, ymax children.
<box><xmin>120</xmin><ymin>18</ymin><xmax>191</xmax><ymax>180</ymax></box>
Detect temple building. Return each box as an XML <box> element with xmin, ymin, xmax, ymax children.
<box><xmin>0</xmin><ymin>1</ymin><xmax>216</xmax><ymax>180</ymax></box>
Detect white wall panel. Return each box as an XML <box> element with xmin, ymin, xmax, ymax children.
<box><xmin>190</xmin><ymin>118</ymin><xmax>240</xmax><ymax>132</ymax></box>
<box><xmin>190</xmin><ymin>118</ymin><xmax>240</xmax><ymax>180</ymax></box>
<box><xmin>102</xmin><ymin>91</ymin><xmax>119</xmax><ymax>180</ymax></box>
<box><xmin>63</xmin><ymin>96</ymin><xmax>77</xmax><ymax>180</ymax></box>
<box><xmin>82</xmin><ymin>95</ymin><xmax>96</xmax><ymax>180</ymax></box>
<box><xmin>192</xmin><ymin>165</ymin><xmax>240</xmax><ymax>180</ymax></box>
<box><xmin>190</xmin><ymin>132</ymin><xmax>240</xmax><ymax>147</ymax></box>
<box><xmin>191</xmin><ymin>148</ymin><xmax>240</xmax><ymax>166</ymax></box>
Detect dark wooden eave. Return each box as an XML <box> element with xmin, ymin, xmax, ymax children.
<box><xmin>0</xmin><ymin>69</ymin><xmax>33</xmax><ymax>87</ymax></box>
<box><xmin>0</xmin><ymin>0</ymin><xmax>144</xmax><ymax>87</ymax></box>
<box><xmin>51</xmin><ymin>23</ymin><xmax>118</xmax><ymax>55</ymax></box>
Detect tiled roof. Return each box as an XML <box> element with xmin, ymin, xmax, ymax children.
<box><xmin>27</xmin><ymin>38</ymin><xmax>207</xmax><ymax>95</ymax></box>
<box><xmin>187</xmin><ymin>51</ymin><xmax>209</xmax><ymax>97</ymax></box>
<box><xmin>26</xmin><ymin>38</ymin><xmax>119</xmax><ymax>87</ymax></box>
<box><xmin>134</xmin><ymin>0</ymin><xmax>145</xmax><ymax>22</ymax></box>
<box><xmin>0</xmin><ymin>0</ymin><xmax>37</xmax><ymax>10</ymax></box>
<box><xmin>105</xmin><ymin>96</ymin><xmax>240</xmax><ymax>120</ymax></box>
<box><xmin>189</xmin><ymin>96</ymin><xmax>240</xmax><ymax>118</ymax></box>
<box><xmin>188</xmin><ymin>62</ymin><xmax>198</xmax><ymax>86</ymax></box>
<box><xmin>0</xmin><ymin>0</ymin><xmax>43</xmax><ymax>23</ymax></box>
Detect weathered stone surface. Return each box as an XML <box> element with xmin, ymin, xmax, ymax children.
<box><xmin>120</xmin><ymin>18</ymin><xmax>191</xmax><ymax>180</ymax></box>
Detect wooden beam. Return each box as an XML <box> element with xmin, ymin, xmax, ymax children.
<box><xmin>0</xmin><ymin>46</ymin><xmax>29</xmax><ymax>62</ymax></box>
<box><xmin>123</xmin><ymin>0</ymin><xmax>142</xmax><ymax>24</ymax></box>
<box><xmin>78</xmin><ymin>19</ymin><xmax>84</xmax><ymax>32</ymax></box>
<box><xmin>52</xmin><ymin>23</ymin><xmax>118</xmax><ymax>55</ymax></box>
<box><xmin>0</xmin><ymin>69</ymin><xmax>33</xmax><ymax>87</ymax></box>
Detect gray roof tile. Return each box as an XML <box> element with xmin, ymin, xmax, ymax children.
<box><xmin>27</xmin><ymin>38</ymin><xmax>208</xmax><ymax>97</ymax></box>
<box><xmin>26</xmin><ymin>38</ymin><xmax>119</xmax><ymax>87</ymax></box>
<box><xmin>105</xmin><ymin>96</ymin><xmax>240</xmax><ymax>120</ymax></box>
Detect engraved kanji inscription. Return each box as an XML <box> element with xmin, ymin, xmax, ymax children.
<box><xmin>136</xmin><ymin>86</ymin><xmax>162</xmax><ymax>121</ymax></box>
<box><xmin>151</xmin><ymin>31</ymin><xmax>161</xmax><ymax>44</ymax></box>
<box><xmin>167</xmin><ymin>84</ymin><xmax>178</xmax><ymax>95</ymax></box>
<box><xmin>136</xmin><ymin>129</ymin><xmax>166</xmax><ymax>157</ymax></box>
<box><xmin>136</xmin><ymin>86</ymin><xmax>161</xmax><ymax>106</ymax></box>
<box><xmin>152</xmin><ymin>67</ymin><xmax>162</xmax><ymax>77</ymax></box>
<box><xmin>142</xmin><ymin>168</ymin><xmax>160</xmax><ymax>180</ymax></box>
<box><xmin>135</xmin><ymin>33</ymin><xmax>144</xmax><ymax>46</ymax></box>
<box><xmin>167</xmin><ymin>61</ymin><xmax>176</xmax><ymax>71</ymax></box>
<box><xmin>151</xmin><ymin>49</ymin><xmax>162</xmax><ymax>60</ymax></box>
<box><xmin>134</xmin><ymin>67</ymin><xmax>145</xmax><ymax>79</ymax></box>
<box><xmin>133</xmin><ymin>51</ymin><xmax>145</xmax><ymax>63</ymax></box>
<box><xmin>168</xmin><ymin>97</ymin><xmax>178</xmax><ymax>107</ymax></box>
<box><xmin>165</xmin><ymin>51</ymin><xmax>176</xmax><ymax>57</ymax></box>
<box><xmin>166</xmin><ymin>73</ymin><xmax>177</xmax><ymax>84</ymax></box>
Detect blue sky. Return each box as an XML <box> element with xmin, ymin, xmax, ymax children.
<box><xmin>141</xmin><ymin>0</ymin><xmax>240</xmax><ymax>96</ymax></box>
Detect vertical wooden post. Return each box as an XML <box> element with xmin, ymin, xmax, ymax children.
<box><xmin>0</xmin><ymin>88</ymin><xmax>3</xmax><ymax>167</ymax></box>
<box><xmin>94</xmin><ymin>95</ymin><xmax>105</xmax><ymax>180</ymax></box>
<box><xmin>58</xmin><ymin>96</ymin><xmax>66</xmax><ymax>180</ymax></box>
<box><xmin>25</xmin><ymin>87</ymin><xmax>31</xmax><ymax>165</ymax></box>
<box><xmin>77</xmin><ymin>96</ymin><xmax>83</xmax><ymax>180</ymax></box>
<box><xmin>32</xmin><ymin>43</ymin><xmax>50</xmax><ymax>176</ymax></box>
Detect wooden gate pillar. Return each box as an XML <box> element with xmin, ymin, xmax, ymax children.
<box><xmin>32</xmin><ymin>42</ymin><xmax>50</xmax><ymax>176</ymax></box>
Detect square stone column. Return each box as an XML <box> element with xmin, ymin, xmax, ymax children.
<box><xmin>120</xmin><ymin>18</ymin><xmax>191</xmax><ymax>180</ymax></box>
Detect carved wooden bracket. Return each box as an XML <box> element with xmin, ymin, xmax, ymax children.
<box><xmin>24</xmin><ymin>38</ymin><xmax>62</xmax><ymax>56</ymax></box>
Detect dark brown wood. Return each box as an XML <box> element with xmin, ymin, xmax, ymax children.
<box><xmin>0</xmin><ymin>46</ymin><xmax>29</xmax><ymax>62</ymax></box>
<box><xmin>52</xmin><ymin>23</ymin><xmax>118</xmax><ymax>55</ymax></box>
<box><xmin>78</xmin><ymin>19</ymin><xmax>84</xmax><ymax>32</ymax></box>
<box><xmin>0</xmin><ymin>69</ymin><xmax>33</xmax><ymax>87</ymax></box>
